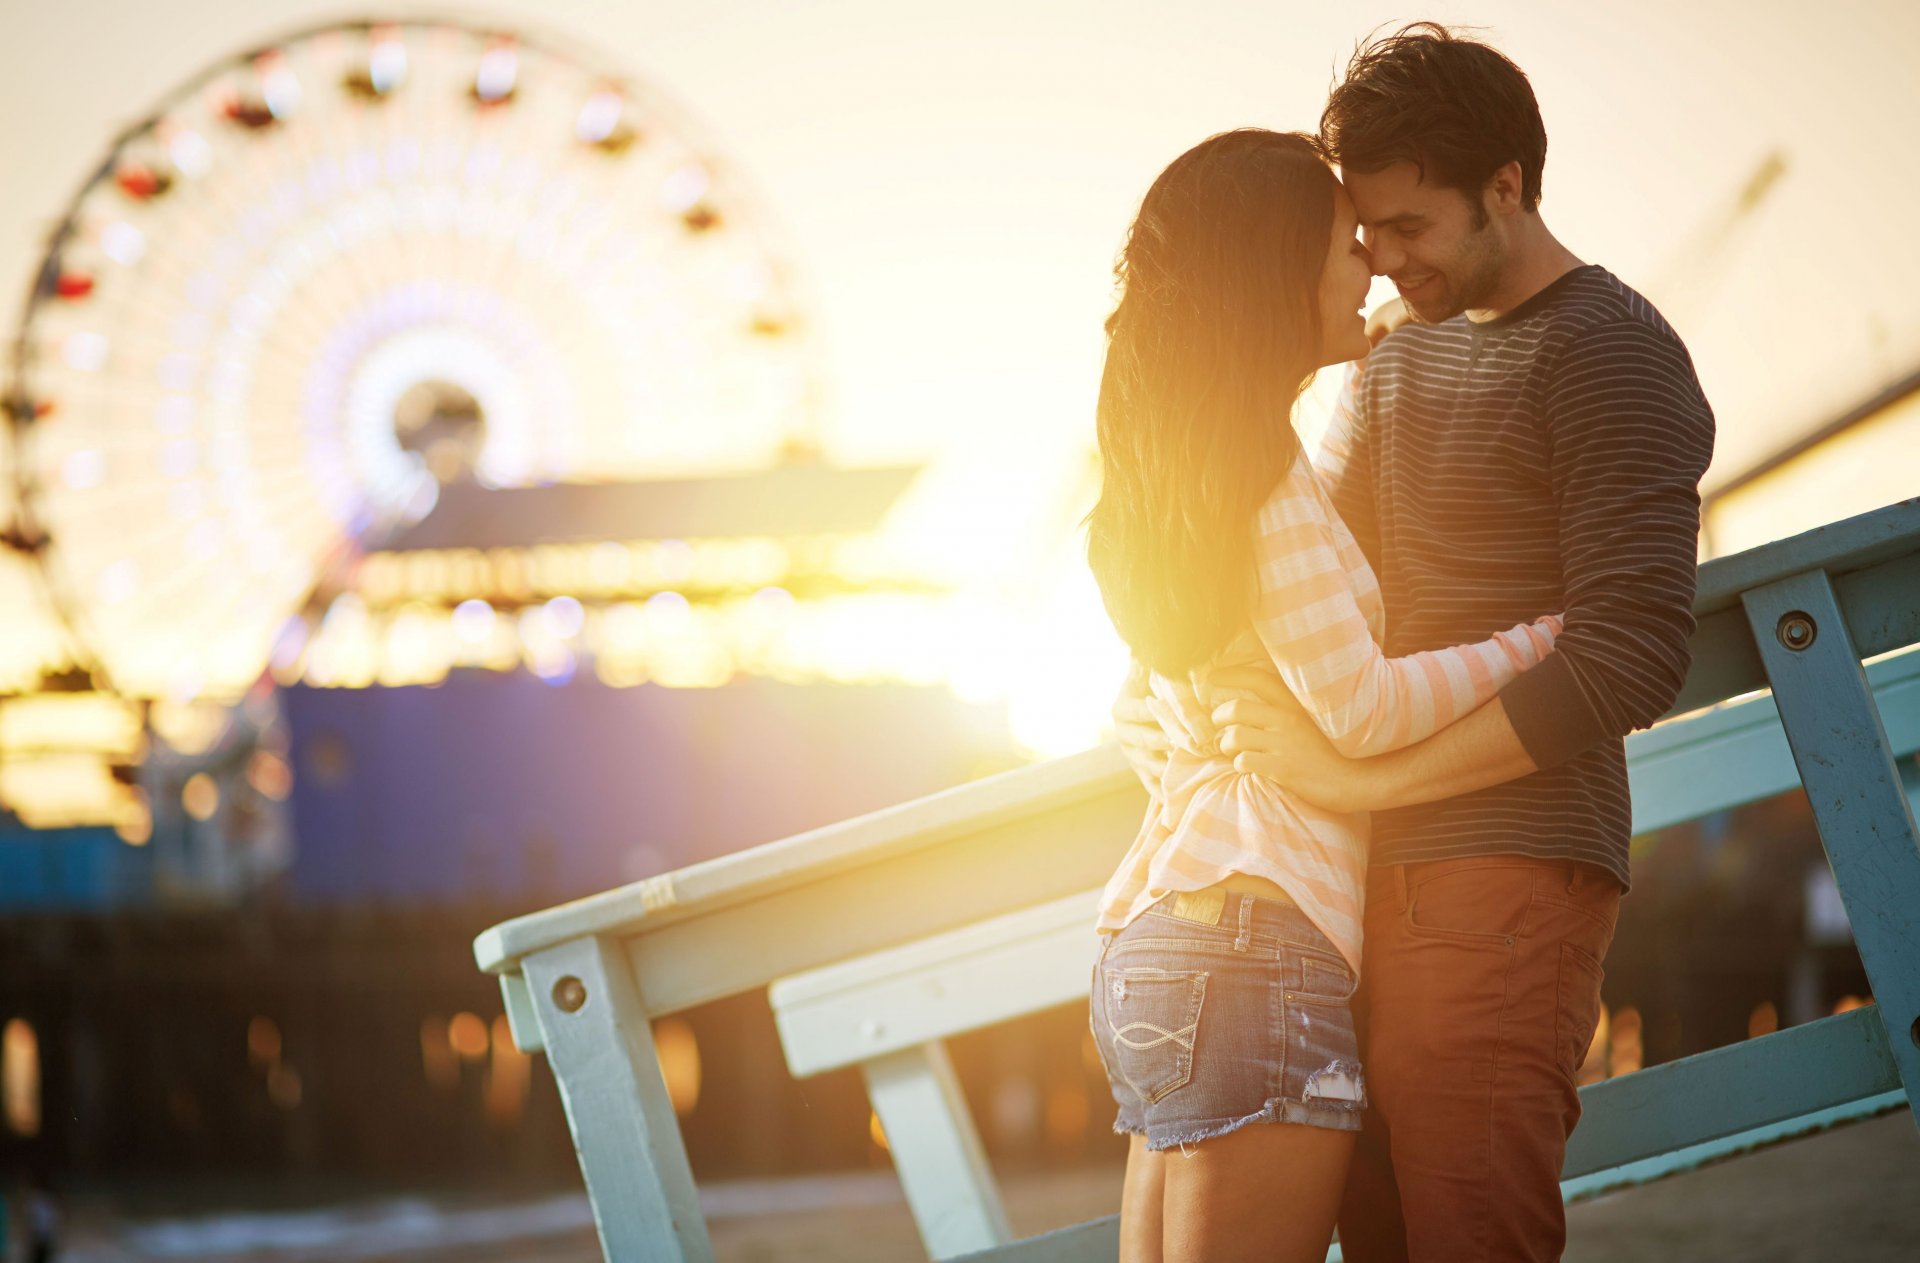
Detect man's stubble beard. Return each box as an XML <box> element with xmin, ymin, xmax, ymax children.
<box><xmin>1404</xmin><ymin>225</ymin><xmax>1506</xmax><ymax>324</ymax></box>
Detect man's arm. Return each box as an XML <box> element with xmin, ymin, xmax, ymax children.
<box><xmin>1358</xmin><ymin>696</ymin><xmax>1538</xmax><ymax>808</ymax></box>
<box><xmin>1221</xmin><ymin>692</ymin><xmax>1537</xmax><ymax>812</ymax></box>
<box><xmin>1212</xmin><ymin>675</ymin><xmax>1536</xmax><ymax>813</ymax></box>
<box><xmin>1496</xmin><ymin>319</ymin><xmax>1715</xmax><ymax>769</ymax></box>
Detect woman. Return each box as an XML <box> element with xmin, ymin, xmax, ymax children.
<box><xmin>1085</xmin><ymin>129</ymin><xmax>1561</xmax><ymax>1262</ymax></box>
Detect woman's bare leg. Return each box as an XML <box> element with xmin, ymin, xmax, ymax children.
<box><xmin>1160</xmin><ymin>1123</ymin><xmax>1353</xmax><ymax>1263</ymax></box>
<box><xmin>1120</xmin><ymin>1134</ymin><xmax>1167</xmax><ymax>1263</ymax></box>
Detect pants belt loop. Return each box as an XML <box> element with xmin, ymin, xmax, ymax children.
<box><xmin>1233</xmin><ymin>893</ymin><xmax>1254</xmax><ymax>952</ymax></box>
<box><xmin>1396</xmin><ymin>863</ymin><xmax>1411</xmax><ymax>914</ymax></box>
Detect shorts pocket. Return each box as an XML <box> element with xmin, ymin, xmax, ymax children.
<box><xmin>1287</xmin><ymin>952</ymin><xmax>1357</xmax><ymax>1005</ymax></box>
<box><xmin>1101</xmin><ymin>966</ymin><xmax>1207</xmax><ymax>1105</ymax></box>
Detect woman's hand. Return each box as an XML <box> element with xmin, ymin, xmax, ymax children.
<box><xmin>1111</xmin><ymin>661</ymin><xmax>1170</xmax><ymax>789</ymax></box>
<box><xmin>1206</xmin><ymin>666</ymin><xmax>1377</xmax><ymax>813</ymax></box>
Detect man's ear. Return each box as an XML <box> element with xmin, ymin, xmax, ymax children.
<box><xmin>1484</xmin><ymin>160</ymin><xmax>1526</xmax><ymax>217</ymax></box>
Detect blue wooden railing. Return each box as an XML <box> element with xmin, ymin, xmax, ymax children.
<box><xmin>475</xmin><ymin>497</ymin><xmax>1920</xmax><ymax>1262</ymax></box>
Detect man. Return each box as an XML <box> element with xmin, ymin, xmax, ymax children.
<box><xmin>1115</xmin><ymin>24</ymin><xmax>1714</xmax><ymax>1262</ymax></box>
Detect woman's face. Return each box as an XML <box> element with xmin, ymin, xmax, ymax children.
<box><xmin>1316</xmin><ymin>180</ymin><xmax>1375</xmax><ymax>367</ymax></box>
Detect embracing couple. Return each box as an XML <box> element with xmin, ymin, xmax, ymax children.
<box><xmin>1084</xmin><ymin>23</ymin><xmax>1716</xmax><ymax>1263</ymax></box>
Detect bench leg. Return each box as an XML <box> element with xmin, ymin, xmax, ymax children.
<box><xmin>865</xmin><ymin>1041</ymin><xmax>1013</xmax><ymax>1258</ymax></box>
<box><xmin>525</xmin><ymin>934</ymin><xmax>714</xmax><ymax>1261</ymax></box>
<box><xmin>1744</xmin><ymin>570</ymin><xmax>1920</xmax><ymax>1126</ymax></box>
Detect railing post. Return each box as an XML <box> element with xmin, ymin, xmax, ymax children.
<box><xmin>1743</xmin><ymin>568</ymin><xmax>1920</xmax><ymax>1124</ymax></box>
<box><xmin>522</xmin><ymin>935</ymin><xmax>714</xmax><ymax>1261</ymax></box>
<box><xmin>864</xmin><ymin>1040</ymin><xmax>1013</xmax><ymax>1258</ymax></box>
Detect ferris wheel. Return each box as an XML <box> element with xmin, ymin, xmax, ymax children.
<box><xmin>5</xmin><ymin>19</ymin><xmax>824</xmax><ymax>704</ymax></box>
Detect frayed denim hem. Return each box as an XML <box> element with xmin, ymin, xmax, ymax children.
<box><xmin>1113</xmin><ymin>1096</ymin><xmax>1363</xmax><ymax>1152</ymax></box>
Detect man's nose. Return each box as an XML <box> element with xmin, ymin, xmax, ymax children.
<box><xmin>1363</xmin><ymin>233</ymin><xmax>1398</xmax><ymax>277</ymax></box>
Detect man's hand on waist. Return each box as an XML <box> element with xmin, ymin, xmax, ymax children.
<box><xmin>1207</xmin><ymin>666</ymin><xmax>1376</xmax><ymax>813</ymax></box>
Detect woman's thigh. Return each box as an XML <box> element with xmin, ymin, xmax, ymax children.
<box><xmin>1120</xmin><ymin>1135</ymin><xmax>1167</xmax><ymax>1263</ymax></box>
<box><xmin>1159</xmin><ymin>1121</ymin><xmax>1354</xmax><ymax>1263</ymax></box>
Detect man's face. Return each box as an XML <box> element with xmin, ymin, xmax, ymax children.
<box><xmin>1344</xmin><ymin>161</ymin><xmax>1505</xmax><ymax>323</ymax></box>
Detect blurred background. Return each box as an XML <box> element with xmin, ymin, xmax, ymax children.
<box><xmin>0</xmin><ymin>0</ymin><xmax>1916</xmax><ymax>1258</ymax></box>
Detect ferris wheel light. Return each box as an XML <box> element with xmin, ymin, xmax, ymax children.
<box><xmin>370</xmin><ymin>36</ymin><xmax>408</xmax><ymax>95</ymax></box>
<box><xmin>63</xmin><ymin>331</ymin><xmax>108</xmax><ymax>372</ymax></box>
<box><xmin>171</xmin><ymin>311</ymin><xmax>210</xmax><ymax>353</ymax></box>
<box><xmin>344</xmin><ymin>146</ymin><xmax>381</xmax><ymax>188</ymax></box>
<box><xmin>544</xmin><ymin>595</ymin><xmax>585</xmax><ymax>638</ymax></box>
<box><xmin>164</xmin><ymin>128</ymin><xmax>213</xmax><ymax>178</ymax></box>
<box><xmin>158</xmin><ymin>440</ymin><xmax>197</xmax><ymax>480</ymax></box>
<box><xmin>168</xmin><ymin>483</ymin><xmax>203</xmax><ymax>521</ymax></box>
<box><xmin>474</xmin><ymin>44</ymin><xmax>519</xmax><ymax>105</ymax></box>
<box><xmin>531</xmin><ymin>647</ymin><xmax>576</xmax><ymax>684</ymax></box>
<box><xmin>185</xmin><ymin>520</ymin><xmax>221</xmax><ymax>561</ymax></box>
<box><xmin>647</xmin><ymin>590</ymin><xmax>691</xmax><ymax>613</ymax></box>
<box><xmin>224</xmin><ymin>94</ymin><xmax>278</xmax><ymax>130</ymax></box>
<box><xmin>159</xmin><ymin>352</ymin><xmax>195</xmax><ymax>392</ymax></box>
<box><xmin>55</xmin><ymin>272</ymin><xmax>95</xmax><ymax>300</ymax></box>
<box><xmin>206</xmin><ymin>357</ymin><xmax>245</xmax><ymax>405</ymax></box>
<box><xmin>262</xmin><ymin>63</ymin><xmax>301</xmax><ymax>121</ymax></box>
<box><xmin>575</xmin><ymin>91</ymin><xmax>626</xmax><ymax>145</ymax></box>
<box><xmin>116</xmin><ymin>163</ymin><xmax>172</xmax><ymax>201</ymax></box>
<box><xmin>155</xmin><ymin>394</ymin><xmax>193</xmax><ymax>433</ymax></box>
<box><xmin>463</xmin><ymin>144</ymin><xmax>504</xmax><ymax>187</ymax></box>
<box><xmin>655</xmin><ymin>539</ymin><xmax>696</xmax><ymax>584</ymax></box>
<box><xmin>60</xmin><ymin>450</ymin><xmax>105</xmax><ymax>490</ymax></box>
<box><xmin>452</xmin><ymin>598</ymin><xmax>496</xmax><ymax>644</ymax></box>
<box><xmin>304</xmin><ymin>156</ymin><xmax>342</xmax><ymax>204</ymax></box>
<box><xmin>385</xmin><ymin>137</ymin><xmax>422</xmax><ymax>181</ymax></box>
<box><xmin>100</xmin><ymin>222</ymin><xmax>146</xmax><ymax>265</ymax></box>
<box><xmin>97</xmin><ymin>561</ymin><xmax>138</xmax><ymax>606</ymax></box>
<box><xmin>185</xmin><ymin>270</ymin><xmax>222</xmax><ymax>311</ymax></box>
<box><xmin>662</xmin><ymin>164</ymin><xmax>710</xmax><ymax>214</ymax></box>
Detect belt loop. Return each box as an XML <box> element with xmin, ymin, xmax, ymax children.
<box><xmin>1233</xmin><ymin>893</ymin><xmax>1254</xmax><ymax>952</ymax></box>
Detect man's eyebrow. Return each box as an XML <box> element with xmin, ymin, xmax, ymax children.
<box><xmin>1363</xmin><ymin>213</ymin><xmax>1428</xmax><ymax>229</ymax></box>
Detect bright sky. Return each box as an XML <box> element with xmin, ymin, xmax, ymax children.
<box><xmin>2</xmin><ymin>0</ymin><xmax>1917</xmax><ymax>753</ymax></box>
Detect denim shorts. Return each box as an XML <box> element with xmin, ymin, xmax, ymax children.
<box><xmin>1091</xmin><ymin>888</ymin><xmax>1366</xmax><ymax>1150</ymax></box>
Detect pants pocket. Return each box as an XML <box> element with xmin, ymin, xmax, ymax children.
<box><xmin>1405</xmin><ymin>861</ymin><xmax>1536</xmax><ymax>944</ymax></box>
<box><xmin>1100</xmin><ymin>965</ymin><xmax>1208</xmax><ymax>1105</ymax></box>
<box><xmin>1556</xmin><ymin>941</ymin><xmax>1607</xmax><ymax>1077</ymax></box>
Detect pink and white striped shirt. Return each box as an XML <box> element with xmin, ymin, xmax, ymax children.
<box><xmin>1095</xmin><ymin>445</ymin><xmax>1562</xmax><ymax>973</ymax></box>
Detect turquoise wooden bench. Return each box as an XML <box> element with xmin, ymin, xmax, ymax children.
<box><xmin>475</xmin><ymin>498</ymin><xmax>1920</xmax><ymax>1262</ymax></box>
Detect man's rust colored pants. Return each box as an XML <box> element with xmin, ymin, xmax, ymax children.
<box><xmin>1337</xmin><ymin>856</ymin><xmax>1622</xmax><ymax>1262</ymax></box>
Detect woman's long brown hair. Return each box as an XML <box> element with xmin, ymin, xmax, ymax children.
<box><xmin>1087</xmin><ymin>130</ymin><xmax>1333</xmax><ymax>677</ymax></box>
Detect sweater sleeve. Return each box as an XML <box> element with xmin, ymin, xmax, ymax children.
<box><xmin>1248</xmin><ymin>462</ymin><xmax>1563</xmax><ymax>758</ymax></box>
<box><xmin>1498</xmin><ymin>320</ymin><xmax>1716</xmax><ymax>770</ymax></box>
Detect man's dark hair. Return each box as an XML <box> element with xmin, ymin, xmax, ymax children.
<box><xmin>1320</xmin><ymin>22</ymin><xmax>1547</xmax><ymax>215</ymax></box>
